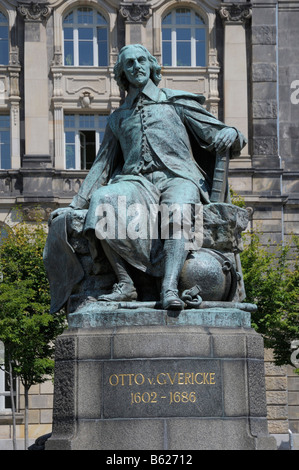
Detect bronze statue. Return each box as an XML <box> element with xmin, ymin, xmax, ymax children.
<box><xmin>44</xmin><ymin>44</ymin><xmax>248</xmax><ymax>315</ymax></box>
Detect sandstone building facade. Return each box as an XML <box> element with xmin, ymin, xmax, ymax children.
<box><xmin>0</xmin><ymin>0</ymin><xmax>298</xmax><ymax>449</ymax></box>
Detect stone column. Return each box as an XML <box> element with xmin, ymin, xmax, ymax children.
<box><xmin>119</xmin><ymin>2</ymin><xmax>151</xmax><ymax>48</ymax></box>
<box><xmin>219</xmin><ymin>4</ymin><xmax>252</xmax><ymax>156</ymax></box>
<box><xmin>18</xmin><ymin>2</ymin><xmax>52</xmax><ymax>168</ymax></box>
<box><xmin>8</xmin><ymin>48</ymin><xmax>21</xmax><ymax>169</ymax></box>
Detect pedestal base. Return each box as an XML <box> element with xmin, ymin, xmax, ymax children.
<box><xmin>46</xmin><ymin>308</ymin><xmax>276</xmax><ymax>450</ymax></box>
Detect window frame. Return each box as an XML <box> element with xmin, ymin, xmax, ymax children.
<box><xmin>161</xmin><ymin>7</ymin><xmax>207</xmax><ymax>67</ymax></box>
<box><xmin>62</xmin><ymin>6</ymin><xmax>108</xmax><ymax>67</ymax></box>
<box><xmin>64</xmin><ymin>113</ymin><xmax>108</xmax><ymax>170</ymax></box>
<box><xmin>0</xmin><ymin>10</ymin><xmax>9</xmax><ymax>66</ymax></box>
<box><xmin>0</xmin><ymin>114</ymin><xmax>11</xmax><ymax>170</ymax></box>
<box><xmin>0</xmin><ymin>341</ymin><xmax>17</xmax><ymax>412</ymax></box>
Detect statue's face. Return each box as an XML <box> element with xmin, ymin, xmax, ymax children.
<box><xmin>121</xmin><ymin>46</ymin><xmax>151</xmax><ymax>89</ymax></box>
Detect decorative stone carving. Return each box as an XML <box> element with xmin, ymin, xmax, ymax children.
<box><xmin>120</xmin><ymin>3</ymin><xmax>151</xmax><ymax>22</ymax></box>
<box><xmin>18</xmin><ymin>2</ymin><xmax>51</xmax><ymax>22</ymax></box>
<box><xmin>219</xmin><ymin>4</ymin><xmax>252</xmax><ymax>23</ymax></box>
<box><xmin>52</xmin><ymin>46</ymin><xmax>63</xmax><ymax>67</ymax></box>
<box><xmin>9</xmin><ymin>46</ymin><xmax>20</xmax><ymax>66</ymax></box>
<box><xmin>22</xmin><ymin>205</ymin><xmax>53</xmax><ymax>222</ymax></box>
<box><xmin>80</xmin><ymin>91</ymin><xmax>94</xmax><ymax>108</ymax></box>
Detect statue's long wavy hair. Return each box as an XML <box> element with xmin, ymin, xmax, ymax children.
<box><xmin>113</xmin><ymin>45</ymin><xmax>162</xmax><ymax>92</ymax></box>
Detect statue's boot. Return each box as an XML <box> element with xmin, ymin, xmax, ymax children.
<box><xmin>161</xmin><ymin>238</ymin><xmax>188</xmax><ymax>310</ymax></box>
<box><xmin>98</xmin><ymin>240</ymin><xmax>137</xmax><ymax>302</ymax></box>
<box><xmin>98</xmin><ymin>282</ymin><xmax>137</xmax><ymax>302</ymax></box>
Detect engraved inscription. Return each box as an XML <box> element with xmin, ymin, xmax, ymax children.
<box><xmin>103</xmin><ymin>360</ymin><xmax>222</xmax><ymax>418</ymax></box>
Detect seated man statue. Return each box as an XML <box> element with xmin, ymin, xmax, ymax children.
<box><xmin>46</xmin><ymin>44</ymin><xmax>247</xmax><ymax>312</ymax></box>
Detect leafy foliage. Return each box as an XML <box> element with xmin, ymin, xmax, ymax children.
<box><xmin>240</xmin><ymin>233</ymin><xmax>299</xmax><ymax>367</ymax></box>
<box><xmin>230</xmin><ymin>188</ymin><xmax>299</xmax><ymax>368</ymax></box>
<box><xmin>0</xmin><ymin>221</ymin><xmax>66</xmax><ymax>389</ymax></box>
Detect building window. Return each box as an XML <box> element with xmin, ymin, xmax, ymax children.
<box><xmin>0</xmin><ymin>115</ymin><xmax>10</xmax><ymax>169</ymax></box>
<box><xmin>0</xmin><ymin>341</ymin><xmax>5</xmax><ymax>410</ymax></box>
<box><xmin>0</xmin><ymin>11</ymin><xmax>9</xmax><ymax>65</ymax></box>
<box><xmin>162</xmin><ymin>8</ymin><xmax>206</xmax><ymax>67</ymax></box>
<box><xmin>0</xmin><ymin>341</ymin><xmax>16</xmax><ymax>411</ymax></box>
<box><xmin>64</xmin><ymin>114</ymin><xmax>107</xmax><ymax>170</ymax></box>
<box><xmin>63</xmin><ymin>7</ymin><xmax>108</xmax><ymax>66</ymax></box>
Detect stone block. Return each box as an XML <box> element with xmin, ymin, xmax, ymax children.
<box><xmin>77</xmin><ymin>361</ymin><xmax>103</xmax><ymax>419</ymax></box>
<box><xmin>252</xmin><ymin>119</ymin><xmax>277</xmax><ymax>136</ymax></box>
<box><xmin>248</xmin><ymin>360</ymin><xmax>268</xmax><ymax>417</ymax></box>
<box><xmin>252</xmin><ymin>45</ymin><xmax>277</xmax><ymax>64</ymax></box>
<box><xmin>212</xmin><ymin>332</ymin><xmax>246</xmax><ymax>358</ymax></box>
<box><xmin>251</xmin><ymin>155</ymin><xmax>281</xmax><ymax>169</ymax></box>
<box><xmin>252</xmin><ymin>25</ymin><xmax>276</xmax><ymax>45</ymax></box>
<box><xmin>24</xmin><ymin>22</ymin><xmax>40</xmax><ymax>42</ymax></box>
<box><xmin>29</xmin><ymin>395</ymin><xmax>53</xmax><ymax>410</ymax></box>
<box><xmin>253</xmin><ymin>175</ymin><xmax>281</xmax><ymax>194</ymax></box>
<box><xmin>288</xmin><ymin>391</ymin><xmax>299</xmax><ymax>405</ymax></box>
<box><xmin>0</xmin><ymin>425</ymin><xmax>11</xmax><ymax>439</ymax></box>
<box><xmin>268</xmin><ymin>419</ymin><xmax>289</xmax><ymax>434</ymax></box>
<box><xmin>266</xmin><ymin>376</ymin><xmax>288</xmax><ymax>391</ymax></box>
<box><xmin>252</xmin><ymin>6</ymin><xmax>276</xmax><ymax>26</ymax></box>
<box><xmin>247</xmin><ymin>332</ymin><xmax>265</xmax><ymax>359</ymax></box>
<box><xmin>28</xmin><ymin>424</ymin><xmax>52</xmax><ymax>440</ymax></box>
<box><xmin>47</xmin><ymin>320</ymin><xmax>276</xmax><ymax>450</ymax></box>
<box><xmin>266</xmin><ymin>391</ymin><xmax>288</xmax><ymax>405</ymax></box>
<box><xmin>267</xmin><ymin>404</ymin><xmax>288</xmax><ymax>420</ymax></box>
<box><xmin>55</xmin><ymin>334</ymin><xmax>76</xmax><ymax>361</ymax></box>
<box><xmin>77</xmin><ymin>333</ymin><xmax>112</xmax><ymax>360</ymax></box>
<box><xmin>222</xmin><ymin>360</ymin><xmax>248</xmax><ymax>416</ymax></box>
<box><xmin>28</xmin><ymin>409</ymin><xmax>39</xmax><ymax>424</ymax></box>
<box><xmin>113</xmin><ymin>327</ymin><xmax>211</xmax><ymax>359</ymax></box>
<box><xmin>252</xmin><ymin>103</ymin><xmax>277</xmax><ymax>120</ymax></box>
<box><xmin>288</xmin><ymin>406</ymin><xmax>299</xmax><ymax>420</ymax></box>
<box><xmin>252</xmin><ymin>63</ymin><xmax>277</xmax><ymax>82</ymax></box>
<box><xmin>253</xmin><ymin>137</ymin><xmax>278</xmax><ymax>156</ymax></box>
<box><xmin>264</xmin><ymin>362</ymin><xmax>288</xmax><ymax>376</ymax></box>
<box><xmin>71</xmin><ymin>419</ymin><xmax>165</xmax><ymax>451</ymax></box>
<box><xmin>167</xmin><ymin>418</ymin><xmax>257</xmax><ymax>450</ymax></box>
<box><xmin>40</xmin><ymin>380</ymin><xmax>54</xmax><ymax>395</ymax></box>
<box><xmin>252</xmin><ymin>81</ymin><xmax>277</xmax><ymax>101</ymax></box>
<box><xmin>40</xmin><ymin>409</ymin><xmax>53</xmax><ymax>424</ymax></box>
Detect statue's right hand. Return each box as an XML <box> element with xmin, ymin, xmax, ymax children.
<box><xmin>48</xmin><ymin>207</ymin><xmax>74</xmax><ymax>226</ymax></box>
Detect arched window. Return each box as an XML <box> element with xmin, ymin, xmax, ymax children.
<box><xmin>162</xmin><ymin>8</ymin><xmax>206</xmax><ymax>67</ymax></box>
<box><xmin>0</xmin><ymin>11</ymin><xmax>9</xmax><ymax>65</ymax></box>
<box><xmin>63</xmin><ymin>7</ymin><xmax>108</xmax><ymax>66</ymax></box>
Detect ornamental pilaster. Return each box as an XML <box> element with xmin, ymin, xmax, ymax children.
<box><xmin>119</xmin><ymin>2</ymin><xmax>151</xmax><ymax>23</ymax></box>
<box><xmin>219</xmin><ymin>4</ymin><xmax>252</xmax><ymax>24</ymax></box>
<box><xmin>17</xmin><ymin>1</ymin><xmax>51</xmax><ymax>22</ymax></box>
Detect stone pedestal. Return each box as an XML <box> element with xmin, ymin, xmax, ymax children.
<box><xmin>46</xmin><ymin>307</ymin><xmax>276</xmax><ymax>450</ymax></box>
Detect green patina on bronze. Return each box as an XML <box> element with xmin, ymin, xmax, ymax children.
<box><xmin>44</xmin><ymin>44</ymin><xmax>249</xmax><ymax>318</ymax></box>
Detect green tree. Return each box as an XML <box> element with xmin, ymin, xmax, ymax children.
<box><xmin>0</xmin><ymin>220</ymin><xmax>66</xmax><ymax>450</ymax></box>
<box><xmin>240</xmin><ymin>232</ymin><xmax>299</xmax><ymax>369</ymax></box>
<box><xmin>230</xmin><ymin>188</ymin><xmax>299</xmax><ymax>371</ymax></box>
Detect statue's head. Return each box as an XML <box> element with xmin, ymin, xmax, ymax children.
<box><xmin>114</xmin><ymin>44</ymin><xmax>162</xmax><ymax>92</ymax></box>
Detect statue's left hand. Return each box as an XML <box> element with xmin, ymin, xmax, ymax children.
<box><xmin>213</xmin><ymin>128</ymin><xmax>238</xmax><ymax>154</ymax></box>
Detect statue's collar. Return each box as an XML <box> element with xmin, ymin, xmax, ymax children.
<box><xmin>125</xmin><ymin>79</ymin><xmax>162</xmax><ymax>108</ymax></box>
